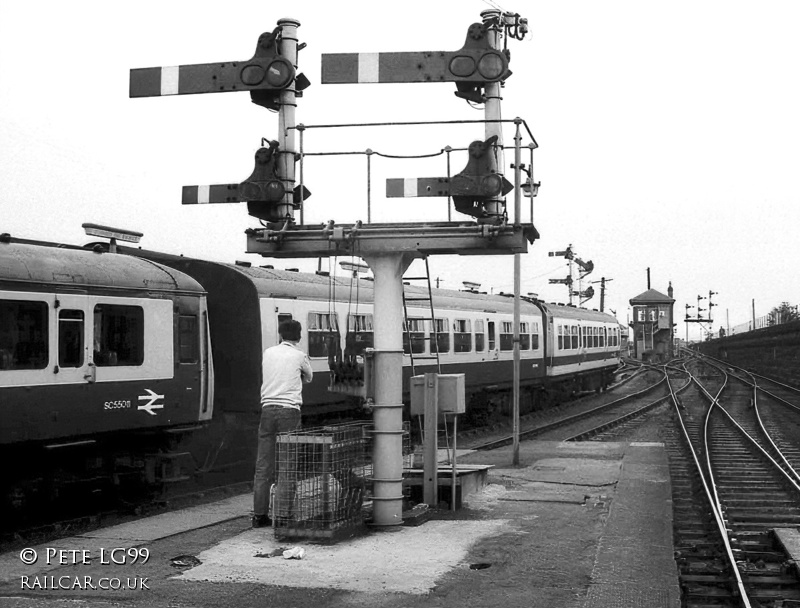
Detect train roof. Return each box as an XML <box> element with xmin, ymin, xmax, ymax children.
<box><xmin>0</xmin><ymin>239</ymin><xmax>205</xmax><ymax>294</ymax></box>
<box><xmin>110</xmin><ymin>246</ymin><xmax>620</xmax><ymax>324</ymax></box>
<box><xmin>109</xmin><ymin>246</ymin><xmax>536</xmax><ymax>314</ymax></box>
<box><xmin>537</xmin><ymin>301</ymin><xmax>619</xmax><ymax>323</ymax></box>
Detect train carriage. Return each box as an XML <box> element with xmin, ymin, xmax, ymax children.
<box><xmin>0</xmin><ymin>234</ymin><xmax>621</xmax><ymax>519</ymax></box>
<box><xmin>112</xmin><ymin>247</ymin><xmax>620</xmax><ymax>415</ymax></box>
<box><xmin>0</xmin><ymin>238</ymin><xmax>213</xmax><ymax>446</ymax></box>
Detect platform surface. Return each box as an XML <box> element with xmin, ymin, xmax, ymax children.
<box><xmin>0</xmin><ymin>441</ymin><xmax>680</xmax><ymax>608</ymax></box>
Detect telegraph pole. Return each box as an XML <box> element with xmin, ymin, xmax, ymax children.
<box><xmin>590</xmin><ymin>277</ymin><xmax>612</xmax><ymax>312</ymax></box>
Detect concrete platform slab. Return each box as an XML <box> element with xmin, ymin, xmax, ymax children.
<box><xmin>175</xmin><ymin>519</ymin><xmax>511</xmax><ymax>594</ymax></box>
<box><xmin>582</xmin><ymin>443</ymin><xmax>680</xmax><ymax>607</ymax></box>
<box><xmin>0</xmin><ymin>440</ymin><xmax>681</xmax><ymax>608</ymax></box>
<box><xmin>0</xmin><ymin>494</ymin><xmax>250</xmax><ymax>584</ymax></box>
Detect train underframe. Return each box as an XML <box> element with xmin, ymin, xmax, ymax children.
<box><xmin>1</xmin><ymin>364</ymin><xmax>617</xmax><ymax>533</ymax></box>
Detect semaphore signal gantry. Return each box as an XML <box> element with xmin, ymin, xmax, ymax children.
<box><xmin>128</xmin><ymin>12</ymin><xmax>538</xmax><ymax>258</ymax></box>
<box><xmin>128</xmin><ymin>8</ymin><xmax>536</xmax><ymax>528</ymax></box>
<box><xmin>685</xmin><ymin>290</ymin><xmax>718</xmax><ymax>324</ymax></box>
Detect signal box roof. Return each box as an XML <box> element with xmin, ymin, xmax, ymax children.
<box><xmin>629</xmin><ymin>289</ymin><xmax>674</xmax><ymax>304</ymax></box>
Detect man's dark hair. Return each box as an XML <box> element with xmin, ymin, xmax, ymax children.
<box><xmin>279</xmin><ymin>319</ymin><xmax>302</xmax><ymax>342</ymax></box>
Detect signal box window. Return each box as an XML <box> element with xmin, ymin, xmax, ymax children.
<box><xmin>433</xmin><ymin>318</ymin><xmax>450</xmax><ymax>354</ymax></box>
<box><xmin>403</xmin><ymin>318</ymin><xmax>426</xmax><ymax>354</ymax></box>
<box><xmin>0</xmin><ymin>300</ymin><xmax>48</xmax><ymax>370</ymax></box>
<box><xmin>307</xmin><ymin>312</ymin><xmax>340</xmax><ymax>358</ymax></box>
<box><xmin>178</xmin><ymin>315</ymin><xmax>199</xmax><ymax>363</ymax></box>
<box><xmin>58</xmin><ymin>309</ymin><xmax>85</xmax><ymax>368</ymax></box>
<box><xmin>93</xmin><ymin>304</ymin><xmax>144</xmax><ymax>367</ymax></box>
<box><xmin>454</xmin><ymin>319</ymin><xmax>472</xmax><ymax>353</ymax></box>
<box><xmin>475</xmin><ymin>319</ymin><xmax>486</xmax><ymax>351</ymax></box>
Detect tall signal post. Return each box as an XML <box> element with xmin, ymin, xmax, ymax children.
<box><xmin>549</xmin><ymin>244</ymin><xmax>594</xmax><ymax>306</ymax></box>
<box><xmin>129</xmin><ymin>11</ymin><xmax>537</xmax><ymax>526</ymax></box>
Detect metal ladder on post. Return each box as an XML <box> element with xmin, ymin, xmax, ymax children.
<box><xmin>402</xmin><ymin>257</ymin><xmax>441</xmax><ymax>376</ymax></box>
<box><xmin>402</xmin><ymin>257</ymin><xmax>450</xmax><ymax>477</ymax></box>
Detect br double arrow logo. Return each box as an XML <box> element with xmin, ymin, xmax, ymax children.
<box><xmin>137</xmin><ymin>389</ymin><xmax>165</xmax><ymax>416</ymax></box>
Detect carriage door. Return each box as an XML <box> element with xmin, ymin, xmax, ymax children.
<box><xmin>487</xmin><ymin>320</ymin><xmax>498</xmax><ymax>359</ymax></box>
<box><xmin>55</xmin><ymin>295</ymin><xmax>91</xmax><ymax>384</ymax></box>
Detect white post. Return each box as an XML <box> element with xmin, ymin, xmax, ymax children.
<box><xmin>362</xmin><ymin>252</ymin><xmax>414</xmax><ymax>527</ymax></box>
<box><xmin>481</xmin><ymin>9</ymin><xmax>504</xmax><ymax>224</ymax></box>
<box><xmin>512</xmin><ymin>119</ymin><xmax>521</xmax><ymax>466</ymax></box>
<box><xmin>423</xmin><ymin>373</ymin><xmax>439</xmax><ymax>507</ymax></box>
<box><xmin>277</xmin><ymin>18</ymin><xmax>300</xmax><ymax>223</ymax></box>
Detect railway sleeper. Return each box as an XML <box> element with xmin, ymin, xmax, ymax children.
<box><xmin>683</xmin><ymin>585</ymin><xmax>733</xmax><ymax>598</ymax></box>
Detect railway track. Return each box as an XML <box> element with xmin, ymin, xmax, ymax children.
<box><xmin>463</xmin><ymin>365</ymin><xmax>669</xmax><ymax>449</ymax></box>
<box><xmin>666</xmin><ymin>353</ymin><xmax>800</xmax><ymax>607</ymax></box>
<box><xmin>520</xmin><ymin>352</ymin><xmax>800</xmax><ymax>606</ymax></box>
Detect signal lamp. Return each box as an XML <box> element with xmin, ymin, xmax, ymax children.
<box><xmin>265</xmin><ymin>60</ymin><xmax>294</xmax><ymax>88</ymax></box>
<box><xmin>449</xmin><ymin>56</ymin><xmax>477</xmax><ymax>78</ymax></box>
<box><xmin>478</xmin><ymin>52</ymin><xmax>506</xmax><ymax>80</ymax></box>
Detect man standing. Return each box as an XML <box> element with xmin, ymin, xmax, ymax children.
<box><xmin>252</xmin><ymin>319</ymin><xmax>313</xmax><ymax>527</ymax></box>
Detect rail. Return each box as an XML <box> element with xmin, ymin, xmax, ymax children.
<box><xmin>668</xmin><ymin>359</ymin><xmax>752</xmax><ymax>607</ymax></box>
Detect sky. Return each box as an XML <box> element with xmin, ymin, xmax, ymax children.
<box><xmin>2</xmin><ymin>0</ymin><xmax>799</xmax><ymax>341</ymax></box>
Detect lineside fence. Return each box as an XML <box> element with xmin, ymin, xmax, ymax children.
<box><xmin>726</xmin><ymin>302</ymin><xmax>800</xmax><ymax>337</ymax></box>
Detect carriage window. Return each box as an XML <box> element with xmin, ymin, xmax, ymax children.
<box><xmin>582</xmin><ymin>326</ymin><xmax>588</xmax><ymax>348</ymax></box>
<box><xmin>346</xmin><ymin>313</ymin><xmax>373</xmax><ymax>356</ymax></box>
<box><xmin>519</xmin><ymin>322</ymin><xmax>530</xmax><ymax>350</ymax></box>
<box><xmin>0</xmin><ymin>300</ymin><xmax>48</xmax><ymax>370</ymax></box>
<box><xmin>571</xmin><ymin>325</ymin><xmax>579</xmax><ymax>350</ymax></box>
<box><xmin>454</xmin><ymin>319</ymin><xmax>472</xmax><ymax>353</ymax></box>
<box><xmin>403</xmin><ymin>318</ymin><xmax>426</xmax><ymax>354</ymax></box>
<box><xmin>558</xmin><ymin>325</ymin><xmax>564</xmax><ymax>350</ymax></box>
<box><xmin>531</xmin><ymin>322</ymin><xmax>539</xmax><ymax>350</ymax></box>
<box><xmin>58</xmin><ymin>309</ymin><xmax>85</xmax><ymax>368</ymax></box>
<box><xmin>93</xmin><ymin>304</ymin><xmax>144</xmax><ymax>367</ymax></box>
<box><xmin>433</xmin><ymin>318</ymin><xmax>450</xmax><ymax>354</ymax></box>
<box><xmin>600</xmin><ymin>327</ymin><xmax>606</xmax><ymax>348</ymax></box>
<box><xmin>488</xmin><ymin>321</ymin><xmax>496</xmax><ymax>351</ymax></box>
<box><xmin>475</xmin><ymin>319</ymin><xmax>485</xmax><ymax>351</ymax></box>
<box><xmin>500</xmin><ymin>321</ymin><xmax>513</xmax><ymax>351</ymax></box>
<box><xmin>178</xmin><ymin>315</ymin><xmax>199</xmax><ymax>363</ymax></box>
<box><xmin>307</xmin><ymin>312</ymin><xmax>340</xmax><ymax>358</ymax></box>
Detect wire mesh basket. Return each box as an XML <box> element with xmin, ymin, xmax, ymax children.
<box><xmin>272</xmin><ymin>421</ymin><xmax>410</xmax><ymax>541</ymax></box>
